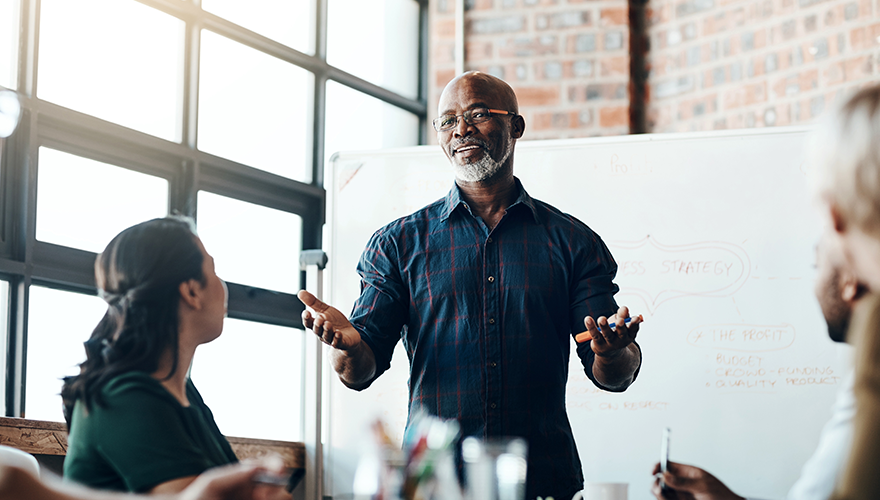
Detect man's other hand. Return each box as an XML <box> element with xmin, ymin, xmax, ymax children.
<box><xmin>297</xmin><ymin>290</ymin><xmax>362</xmax><ymax>350</ymax></box>
<box><xmin>584</xmin><ymin>306</ymin><xmax>642</xmax><ymax>357</ymax></box>
<box><xmin>650</xmin><ymin>461</ymin><xmax>744</xmax><ymax>500</ymax></box>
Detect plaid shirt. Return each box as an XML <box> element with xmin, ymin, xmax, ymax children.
<box><xmin>350</xmin><ymin>178</ymin><xmax>639</xmax><ymax>500</ymax></box>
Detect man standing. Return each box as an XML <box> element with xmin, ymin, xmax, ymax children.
<box><xmin>651</xmin><ymin>234</ymin><xmax>866</xmax><ymax>500</ymax></box>
<box><xmin>299</xmin><ymin>72</ymin><xmax>642</xmax><ymax>500</ymax></box>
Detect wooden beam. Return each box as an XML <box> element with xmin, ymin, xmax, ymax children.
<box><xmin>0</xmin><ymin>417</ymin><xmax>305</xmax><ymax>469</ymax></box>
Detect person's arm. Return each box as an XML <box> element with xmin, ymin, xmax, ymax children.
<box><xmin>298</xmin><ymin>290</ymin><xmax>378</xmax><ymax>390</ymax></box>
<box><xmin>0</xmin><ymin>463</ymin><xmax>262</xmax><ymax>500</ymax></box>
<box><xmin>584</xmin><ymin>306</ymin><xmax>642</xmax><ymax>390</ymax></box>
<box><xmin>650</xmin><ymin>461</ymin><xmax>745</xmax><ymax>500</ymax></box>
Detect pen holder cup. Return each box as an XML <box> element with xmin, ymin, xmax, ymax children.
<box><xmin>462</xmin><ymin>437</ymin><xmax>528</xmax><ymax>500</ymax></box>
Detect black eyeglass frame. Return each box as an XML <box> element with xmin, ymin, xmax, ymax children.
<box><xmin>432</xmin><ymin>108</ymin><xmax>517</xmax><ymax>132</ymax></box>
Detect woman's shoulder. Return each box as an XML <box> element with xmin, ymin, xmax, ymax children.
<box><xmin>101</xmin><ymin>372</ymin><xmax>177</xmax><ymax>404</ymax></box>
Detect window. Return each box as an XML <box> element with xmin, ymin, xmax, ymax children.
<box><xmin>24</xmin><ymin>286</ymin><xmax>106</xmax><ymax>422</ymax></box>
<box><xmin>36</xmin><ymin>148</ymin><xmax>169</xmax><ymax>253</ymax></box>
<box><xmin>0</xmin><ymin>0</ymin><xmax>18</xmax><ymax>90</ymax></box>
<box><xmin>0</xmin><ymin>0</ymin><xmax>426</xmax><ymax>449</ymax></box>
<box><xmin>198</xmin><ymin>30</ymin><xmax>313</xmax><ymax>181</ymax></box>
<box><xmin>327</xmin><ymin>0</ymin><xmax>420</xmax><ymax>100</ymax></box>
<box><xmin>191</xmin><ymin>319</ymin><xmax>305</xmax><ymax>441</ymax></box>
<box><xmin>0</xmin><ymin>280</ymin><xmax>7</xmax><ymax>406</ymax></box>
<box><xmin>197</xmin><ymin>191</ymin><xmax>302</xmax><ymax>294</ymax></box>
<box><xmin>38</xmin><ymin>0</ymin><xmax>184</xmax><ymax>141</ymax></box>
<box><xmin>200</xmin><ymin>0</ymin><xmax>313</xmax><ymax>55</ymax></box>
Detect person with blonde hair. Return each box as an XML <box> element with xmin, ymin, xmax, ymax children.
<box><xmin>810</xmin><ymin>83</ymin><xmax>880</xmax><ymax>500</ymax></box>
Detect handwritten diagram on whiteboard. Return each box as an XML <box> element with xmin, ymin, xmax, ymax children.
<box><xmin>324</xmin><ymin>127</ymin><xmax>850</xmax><ymax>500</ymax></box>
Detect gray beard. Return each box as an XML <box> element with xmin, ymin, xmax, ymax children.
<box><xmin>453</xmin><ymin>140</ymin><xmax>513</xmax><ymax>183</ymax></box>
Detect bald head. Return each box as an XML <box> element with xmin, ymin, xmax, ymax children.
<box><xmin>438</xmin><ymin>72</ymin><xmax>519</xmax><ymax>115</ymax></box>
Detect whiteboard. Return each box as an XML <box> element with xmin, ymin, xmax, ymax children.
<box><xmin>323</xmin><ymin>127</ymin><xmax>852</xmax><ymax>500</ymax></box>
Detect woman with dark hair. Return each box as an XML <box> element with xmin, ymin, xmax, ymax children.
<box><xmin>61</xmin><ymin>216</ymin><xmax>238</xmax><ymax>494</ymax></box>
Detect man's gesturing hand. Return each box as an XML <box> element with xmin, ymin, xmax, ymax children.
<box><xmin>297</xmin><ymin>290</ymin><xmax>362</xmax><ymax>350</ymax></box>
<box><xmin>583</xmin><ymin>305</ymin><xmax>642</xmax><ymax>357</ymax></box>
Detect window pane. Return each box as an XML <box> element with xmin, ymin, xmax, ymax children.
<box><xmin>38</xmin><ymin>0</ymin><xmax>184</xmax><ymax>141</ymax></box>
<box><xmin>0</xmin><ymin>0</ymin><xmax>18</xmax><ymax>89</ymax></box>
<box><xmin>191</xmin><ymin>318</ymin><xmax>303</xmax><ymax>441</ymax></box>
<box><xmin>36</xmin><ymin>148</ymin><xmax>169</xmax><ymax>253</ymax></box>
<box><xmin>324</xmin><ymin>81</ymin><xmax>420</xmax><ymax>161</ymax></box>
<box><xmin>197</xmin><ymin>191</ymin><xmax>301</xmax><ymax>294</ymax></box>
<box><xmin>327</xmin><ymin>0</ymin><xmax>419</xmax><ymax>100</ymax></box>
<box><xmin>198</xmin><ymin>30</ymin><xmax>312</xmax><ymax>181</ymax></box>
<box><xmin>25</xmin><ymin>286</ymin><xmax>106</xmax><ymax>422</ymax></box>
<box><xmin>201</xmin><ymin>0</ymin><xmax>313</xmax><ymax>55</ymax></box>
<box><xmin>0</xmin><ymin>280</ymin><xmax>7</xmax><ymax>406</ymax></box>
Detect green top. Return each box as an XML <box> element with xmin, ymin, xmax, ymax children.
<box><xmin>63</xmin><ymin>372</ymin><xmax>237</xmax><ymax>493</ymax></box>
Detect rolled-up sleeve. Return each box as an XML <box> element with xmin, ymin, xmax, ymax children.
<box><xmin>568</xmin><ymin>228</ymin><xmax>642</xmax><ymax>391</ymax></box>
<box><xmin>349</xmin><ymin>228</ymin><xmax>410</xmax><ymax>379</ymax></box>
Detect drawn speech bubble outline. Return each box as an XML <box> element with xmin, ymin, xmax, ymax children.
<box><xmin>608</xmin><ymin>236</ymin><xmax>751</xmax><ymax>315</ymax></box>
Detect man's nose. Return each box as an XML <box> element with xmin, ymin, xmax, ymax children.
<box><xmin>453</xmin><ymin>115</ymin><xmax>474</xmax><ymax>138</ymax></box>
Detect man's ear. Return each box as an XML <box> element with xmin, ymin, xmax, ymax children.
<box><xmin>179</xmin><ymin>279</ymin><xmax>202</xmax><ymax>310</ymax></box>
<box><xmin>511</xmin><ymin>114</ymin><xmax>525</xmax><ymax>139</ymax></box>
<box><xmin>841</xmin><ymin>275</ymin><xmax>869</xmax><ymax>304</ymax></box>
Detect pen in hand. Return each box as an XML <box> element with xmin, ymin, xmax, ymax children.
<box><xmin>575</xmin><ymin>315</ymin><xmax>643</xmax><ymax>343</ymax></box>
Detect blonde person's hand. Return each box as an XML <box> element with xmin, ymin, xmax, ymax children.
<box><xmin>244</xmin><ymin>454</ymin><xmax>293</xmax><ymax>500</ymax></box>
<box><xmin>177</xmin><ymin>463</ymin><xmax>261</xmax><ymax>500</ymax></box>
<box><xmin>298</xmin><ymin>290</ymin><xmax>362</xmax><ymax>350</ymax></box>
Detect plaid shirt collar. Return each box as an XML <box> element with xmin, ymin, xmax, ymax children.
<box><xmin>440</xmin><ymin>176</ymin><xmax>540</xmax><ymax>224</ymax></box>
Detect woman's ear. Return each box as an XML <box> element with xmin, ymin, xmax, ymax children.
<box><xmin>178</xmin><ymin>279</ymin><xmax>202</xmax><ymax>310</ymax></box>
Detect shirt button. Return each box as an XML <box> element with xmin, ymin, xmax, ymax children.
<box><xmin>489</xmin><ymin>318</ymin><xmax>495</xmax><ymax>324</ymax></box>
<box><xmin>487</xmin><ymin>237</ymin><xmax>493</xmax><ymax>243</ymax></box>
<box><xmin>488</xmin><ymin>276</ymin><xmax>495</xmax><ymax>283</ymax></box>
<box><xmin>490</xmin><ymin>403</ymin><xmax>497</xmax><ymax>409</ymax></box>
<box><xmin>489</xmin><ymin>361</ymin><xmax>497</xmax><ymax>368</ymax></box>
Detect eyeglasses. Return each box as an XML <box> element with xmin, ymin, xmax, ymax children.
<box><xmin>432</xmin><ymin>108</ymin><xmax>517</xmax><ymax>132</ymax></box>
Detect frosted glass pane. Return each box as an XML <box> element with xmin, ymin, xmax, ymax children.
<box><xmin>327</xmin><ymin>0</ymin><xmax>419</xmax><ymax>100</ymax></box>
<box><xmin>37</xmin><ymin>0</ymin><xmax>184</xmax><ymax>141</ymax></box>
<box><xmin>0</xmin><ymin>0</ymin><xmax>18</xmax><ymax>89</ymax></box>
<box><xmin>36</xmin><ymin>148</ymin><xmax>169</xmax><ymax>253</ymax></box>
<box><xmin>197</xmin><ymin>191</ymin><xmax>301</xmax><ymax>294</ymax></box>
<box><xmin>0</xmin><ymin>281</ymin><xmax>7</xmax><ymax>407</ymax></box>
<box><xmin>324</xmin><ymin>81</ymin><xmax>419</xmax><ymax>161</ymax></box>
<box><xmin>201</xmin><ymin>0</ymin><xmax>313</xmax><ymax>54</ymax></box>
<box><xmin>191</xmin><ymin>318</ymin><xmax>304</xmax><ymax>441</ymax></box>
<box><xmin>198</xmin><ymin>30</ymin><xmax>312</xmax><ymax>181</ymax></box>
<box><xmin>25</xmin><ymin>286</ymin><xmax>106</xmax><ymax>422</ymax></box>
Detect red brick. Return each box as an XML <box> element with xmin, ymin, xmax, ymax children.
<box><xmin>601</xmin><ymin>8</ymin><xmax>628</xmax><ymax>26</ymax></box>
<box><xmin>435</xmin><ymin>69</ymin><xmax>456</xmax><ymax>89</ymax></box>
<box><xmin>599</xmin><ymin>106</ymin><xmax>629</xmax><ymax>127</ymax></box>
<box><xmin>466</xmin><ymin>41</ymin><xmax>494</xmax><ymax>61</ymax></box>
<box><xmin>433</xmin><ymin>42</ymin><xmax>455</xmax><ymax>65</ymax></box>
<box><xmin>845</xmin><ymin>56</ymin><xmax>874</xmax><ymax>82</ymax></box>
<box><xmin>600</xmin><ymin>56</ymin><xmax>629</xmax><ymax>77</ymax></box>
<box><xmin>513</xmin><ymin>85</ymin><xmax>561</xmax><ymax>106</ymax></box>
<box><xmin>433</xmin><ymin>18</ymin><xmax>456</xmax><ymax>39</ymax></box>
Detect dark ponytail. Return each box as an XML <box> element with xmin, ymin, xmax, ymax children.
<box><xmin>62</xmin><ymin>216</ymin><xmax>204</xmax><ymax>429</ymax></box>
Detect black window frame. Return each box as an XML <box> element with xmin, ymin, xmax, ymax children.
<box><xmin>0</xmin><ymin>0</ymin><xmax>429</xmax><ymax>419</ymax></box>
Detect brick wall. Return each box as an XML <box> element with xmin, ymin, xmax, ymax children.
<box><xmin>428</xmin><ymin>0</ymin><xmax>632</xmax><ymax>143</ymax></box>
<box><xmin>646</xmin><ymin>0</ymin><xmax>879</xmax><ymax>131</ymax></box>
<box><xmin>428</xmin><ymin>0</ymin><xmax>880</xmax><ymax>138</ymax></box>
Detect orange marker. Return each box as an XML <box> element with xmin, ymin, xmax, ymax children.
<box><xmin>575</xmin><ymin>315</ymin><xmax>643</xmax><ymax>343</ymax></box>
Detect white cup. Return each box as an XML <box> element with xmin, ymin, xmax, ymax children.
<box><xmin>572</xmin><ymin>482</ymin><xmax>628</xmax><ymax>500</ymax></box>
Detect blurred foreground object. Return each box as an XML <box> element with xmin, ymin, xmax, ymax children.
<box><xmin>354</xmin><ymin>413</ymin><xmax>462</xmax><ymax>500</ymax></box>
<box><xmin>0</xmin><ymin>89</ymin><xmax>21</xmax><ymax>138</ymax></box>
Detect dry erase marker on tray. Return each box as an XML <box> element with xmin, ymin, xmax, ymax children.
<box><xmin>574</xmin><ymin>315</ymin><xmax>643</xmax><ymax>343</ymax></box>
